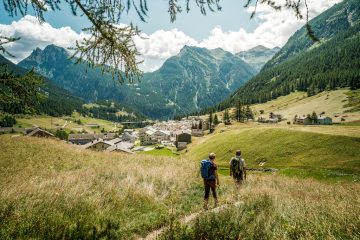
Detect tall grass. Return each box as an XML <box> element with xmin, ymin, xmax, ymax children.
<box><xmin>0</xmin><ymin>135</ymin><xmax>203</xmax><ymax>239</ymax></box>
<box><xmin>160</xmin><ymin>174</ymin><xmax>360</xmax><ymax>239</ymax></box>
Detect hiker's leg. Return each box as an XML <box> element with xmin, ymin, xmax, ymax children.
<box><xmin>204</xmin><ymin>180</ymin><xmax>210</xmax><ymax>199</ymax></box>
<box><xmin>210</xmin><ymin>181</ymin><xmax>218</xmax><ymax>207</ymax></box>
<box><xmin>203</xmin><ymin>180</ymin><xmax>210</xmax><ymax>209</ymax></box>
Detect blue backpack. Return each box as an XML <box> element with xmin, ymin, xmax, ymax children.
<box><xmin>200</xmin><ymin>159</ymin><xmax>215</xmax><ymax>180</ymax></box>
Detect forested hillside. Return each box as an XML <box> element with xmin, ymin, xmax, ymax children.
<box><xmin>0</xmin><ymin>54</ymin><xmax>85</xmax><ymax>116</ymax></box>
<box><xmin>225</xmin><ymin>0</ymin><xmax>360</xmax><ymax>106</ymax></box>
<box><xmin>18</xmin><ymin>45</ymin><xmax>257</xmax><ymax>119</ymax></box>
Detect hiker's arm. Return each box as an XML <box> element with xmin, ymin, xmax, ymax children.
<box><xmin>244</xmin><ymin>167</ymin><xmax>247</xmax><ymax>180</ymax></box>
<box><xmin>216</xmin><ymin>170</ymin><xmax>220</xmax><ymax>186</ymax></box>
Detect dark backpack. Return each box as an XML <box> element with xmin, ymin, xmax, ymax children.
<box><xmin>200</xmin><ymin>159</ymin><xmax>215</xmax><ymax>180</ymax></box>
<box><xmin>231</xmin><ymin>157</ymin><xmax>243</xmax><ymax>175</ymax></box>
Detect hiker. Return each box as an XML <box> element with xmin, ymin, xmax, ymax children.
<box><xmin>200</xmin><ymin>153</ymin><xmax>220</xmax><ymax>210</ymax></box>
<box><xmin>230</xmin><ymin>150</ymin><xmax>247</xmax><ymax>185</ymax></box>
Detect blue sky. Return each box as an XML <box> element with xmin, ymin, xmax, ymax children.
<box><xmin>0</xmin><ymin>0</ymin><xmax>341</xmax><ymax>71</ymax></box>
<box><xmin>1</xmin><ymin>1</ymin><xmax>258</xmax><ymax>41</ymax></box>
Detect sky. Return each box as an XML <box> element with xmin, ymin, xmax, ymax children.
<box><xmin>0</xmin><ymin>0</ymin><xmax>341</xmax><ymax>72</ymax></box>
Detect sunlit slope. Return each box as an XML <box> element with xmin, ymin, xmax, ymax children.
<box><xmin>251</xmin><ymin>89</ymin><xmax>360</xmax><ymax>123</ymax></box>
<box><xmin>16</xmin><ymin>113</ymin><xmax>121</xmax><ymax>133</ymax></box>
<box><xmin>188</xmin><ymin>127</ymin><xmax>360</xmax><ymax>180</ymax></box>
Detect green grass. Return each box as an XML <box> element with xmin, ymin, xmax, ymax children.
<box><xmin>160</xmin><ymin>175</ymin><xmax>360</xmax><ymax>239</ymax></box>
<box><xmin>139</xmin><ymin>147</ymin><xmax>180</xmax><ymax>157</ymax></box>
<box><xmin>188</xmin><ymin>127</ymin><xmax>360</xmax><ymax>181</ymax></box>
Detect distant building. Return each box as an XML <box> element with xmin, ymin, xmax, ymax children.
<box><xmin>175</xmin><ymin>132</ymin><xmax>192</xmax><ymax>145</ymax></box>
<box><xmin>139</xmin><ymin>127</ymin><xmax>158</xmax><ymax>145</ymax></box>
<box><xmin>152</xmin><ymin>130</ymin><xmax>171</xmax><ymax>142</ymax></box>
<box><xmin>83</xmin><ymin>139</ymin><xmax>113</xmax><ymax>151</ymax></box>
<box><xmin>69</xmin><ymin>133</ymin><xmax>116</xmax><ymax>145</ymax></box>
<box><xmin>122</xmin><ymin>132</ymin><xmax>136</xmax><ymax>143</ymax></box>
<box><xmin>106</xmin><ymin>142</ymin><xmax>134</xmax><ymax>154</ymax></box>
<box><xmin>258</xmin><ymin>117</ymin><xmax>278</xmax><ymax>124</ymax></box>
<box><xmin>294</xmin><ymin>115</ymin><xmax>332</xmax><ymax>125</ymax></box>
<box><xmin>317</xmin><ymin>116</ymin><xmax>333</xmax><ymax>125</ymax></box>
<box><xmin>26</xmin><ymin>127</ymin><xmax>54</xmax><ymax>138</ymax></box>
<box><xmin>269</xmin><ymin>112</ymin><xmax>283</xmax><ymax>121</ymax></box>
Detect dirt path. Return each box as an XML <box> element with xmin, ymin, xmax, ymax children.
<box><xmin>139</xmin><ymin>201</ymin><xmax>243</xmax><ymax>240</ymax></box>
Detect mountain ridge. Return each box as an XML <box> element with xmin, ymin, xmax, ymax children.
<box><xmin>19</xmin><ymin>44</ymin><xmax>258</xmax><ymax>119</ymax></box>
<box><xmin>224</xmin><ymin>0</ymin><xmax>360</xmax><ymax>107</ymax></box>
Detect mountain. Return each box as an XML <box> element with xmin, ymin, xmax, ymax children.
<box><xmin>19</xmin><ymin>45</ymin><xmax>256</xmax><ymax>119</ymax></box>
<box><xmin>236</xmin><ymin>45</ymin><xmax>280</xmax><ymax>72</ymax></box>
<box><xmin>225</xmin><ymin>0</ymin><xmax>360</xmax><ymax>106</ymax></box>
<box><xmin>0</xmin><ymin>54</ymin><xmax>85</xmax><ymax>116</ymax></box>
<box><xmin>263</xmin><ymin>0</ymin><xmax>360</xmax><ymax>70</ymax></box>
<box><xmin>141</xmin><ymin>46</ymin><xmax>256</xmax><ymax>116</ymax></box>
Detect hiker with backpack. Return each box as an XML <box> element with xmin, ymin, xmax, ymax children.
<box><xmin>200</xmin><ymin>153</ymin><xmax>219</xmax><ymax>210</ymax></box>
<box><xmin>230</xmin><ymin>150</ymin><xmax>247</xmax><ymax>185</ymax></box>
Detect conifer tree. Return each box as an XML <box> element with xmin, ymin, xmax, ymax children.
<box><xmin>214</xmin><ymin>114</ymin><xmax>219</xmax><ymax>125</ymax></box>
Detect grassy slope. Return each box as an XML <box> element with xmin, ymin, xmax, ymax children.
<box><xmin>0</xmin><ymin>135</ymin><xmax>202</xmax><ymax>239</ymax></box>
<box><xmin>251</xmin><ymin>89</ymin><xmax>360</xmax><ymax>123</ymax></box>
<box><xmin>16</xmin><ymin>112</ymin><xmax>121</xmax><ymax>133</ymax></box>
<box><xmin>188</xmin><ymin>125</ymin><xmax>360</xmax><ymax>181</ymax></box>
<box><xmin>1</xmin><ymin>130</ymin><xmax>359</xmax><ymax>239</ymax></box>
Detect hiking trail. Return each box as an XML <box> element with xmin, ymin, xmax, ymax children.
<box><xmin>139</xmin><ymin>201</ymin><xmax>243</xmax><ymax>240</ymax></box>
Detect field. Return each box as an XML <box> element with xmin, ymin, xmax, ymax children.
<box><xmin>1</xmin><ymin>119</ymin><xmax>360</xmax><ymax>239</ymax></box>
<box><xmin>15</xmin><ymin>112</ymin><xmax>121</xmax><ymax>134</ymax></box>
<box><xmin>188</xmin><ymin>123</ymin><xmax>360</xmax><ymax>182</ymax></box>
<box><xmin>251</xmin><ymin>89</ymin><xmax>360</xmax><ymax>123</ymax></box>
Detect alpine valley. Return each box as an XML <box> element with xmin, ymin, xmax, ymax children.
<box><xmin>16</xmin><ymin>44</ymin><xmax>278</xmax><ymax>119</ymax></box>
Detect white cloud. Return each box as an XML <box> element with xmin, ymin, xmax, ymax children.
<box><xmin>198</xmin><ymin>0</ymin><xmax>342</xmax><ymax>52</ymax></box>
<box><xmin>0</xmin><ymin>15</ymin><xmax>87</xmax><ymax>62</ymax></box>
<box><xmin>0</xmin><ymin>0</ymin><xmax>342</xmax><ymax>71</ymax></box>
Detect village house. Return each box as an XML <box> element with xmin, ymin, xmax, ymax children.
<box><xmin>121</xmin><ymin>132</ymin><xmax>136</xmax><ymax>143</ymax></box>
<box><xmin>294</xmin><ymin>115</ymin><xmax>333</xmax><ymax>125</ymax></box>
<box><xmin>175</xmin><ymin>131</ymin><xmax>192</xmax><ymax>150</ymax></box>
<box><xmin>26</xmin><ymin>127</ymin><xmax>55</xmax><ymax>138</ymax></box>
<box><xmin>269</xmin><ymin>112</ymin><xmax>283</xmax><ymax>121</ymax></box>
<box><xmin>152</xmin><ymin>130</ymin><xmax>171</xmax><ymax>142</ymax></box>
<box><xmin>68</xmin><ymin>133</ymin><xmax>116</xmax><ymax>145</ymax></box>
<box><xmin>82</xmin><ymin>139</ymin><xmax>113</xmax><ymax>151</ymax></box>
<box><xmin>258</xmin><ymin>117</ymin><xmax>278</xmax><ymax>124</ymax></box>
<box><xmin>139</xmin><ymin>127</ymin><xmax>158</xmax><ymax>145</ymax></box>
<box><xmin>317</xmin><ymin>116</ymin><xmax>333</xmax><ymax>125</ymax></box>
<box><xmin>106</xmin><ymin>141</ymin><xmax>134</xmax><ymax>154</ymax></box>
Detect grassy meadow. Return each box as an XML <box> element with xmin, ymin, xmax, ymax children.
<box><xmin>1</xmin><ymin>120</ymin><xmax>360</xmax><ymax>239</ymax></box>
<box><xmin>15</xmin><ymin>112</ymin><xmax>121</xmax><ymax>134</ymax></box>
<box><xmin>250</xmin><ymin>89</ymin><xmax>360</xmax><ymax>123</ymax></box>
<box><xmin>188</xmin><ymin>125</ymin><xmax>360</xmax><ymax>182</ymax></box>
<box><xmin>0</xmin><ymin>135</ymin><xmax>202</xmax><ymax>239</ymax></box>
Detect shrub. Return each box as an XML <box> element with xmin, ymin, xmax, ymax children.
<box><xmin>0</xmin><ymin>115</ymin><xmax>17</xmax><ymax>127</ymax></box>
<box><xmin>55</xmin><ymin>130</ymin><xmax>69</xmax><ymax>140</ymax></box>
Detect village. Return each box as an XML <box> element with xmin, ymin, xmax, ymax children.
<box><xmin>20</xmin><ymin>116</ymin><xmax>210</xmax><ymax>154</ymax></box>
<box><xmin>17</xmin><ymin>109</ymin><xmax>335</xmax><ymax>156</ymax></box>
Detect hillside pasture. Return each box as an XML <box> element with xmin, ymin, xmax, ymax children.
<box><xmin>251</xmin><ymin>89</ymin><xmax>360</xmax><ymax>123</ymax></box>
<box><xmin>188</xmin><ymin>126</ymin><xmax>360</xmax><ymax>182</ymax></box>
<box><xmin>16</xmin><ymin>114</ymin><xmax>121</xmax><ymax>134</ymax></box>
